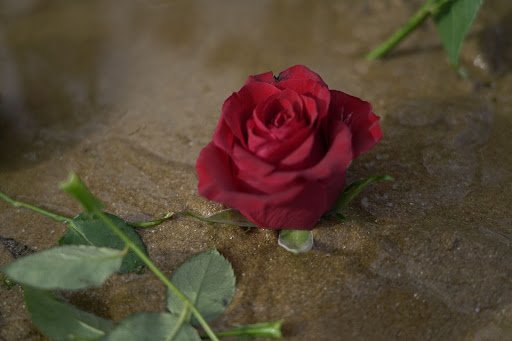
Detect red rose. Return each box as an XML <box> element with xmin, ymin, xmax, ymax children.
<box><xmin>196</xmin><ymin>65</ymin><xmax>382</xmax><ymax>230</ymax></box>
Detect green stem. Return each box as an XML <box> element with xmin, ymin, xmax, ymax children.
<box><xmin>94</xmin><ymin>211</ymin><xmax>219</xmax><ymax>341</ymax></box>
<box><xmin>60</xmin><ymin>173</ymin><xmax>219</xmax><ymax>340</ymax></box>
<box><xmin>129</xmin><ymin>212</ymin><xmax>174</xmax><ymax>229</ymax></box>
<box><xmin>0</xmin><ymin>191</ymin><xmax>71</xmax><ymax>223</ymax></box>
<box><xmin>201</xmin><ymin>321</ymin><xmax>283</xmax><ymax>339</ymax></box>
<box><xmin>366</xmin><ymin>0</ymin><xmax>454</xmax><ymax>60</ymax></box>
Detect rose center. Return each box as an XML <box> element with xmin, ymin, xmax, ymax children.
<box><xmin>271</xmin><ymin>111</ymin><xmax>290</xmax><ymax>128</ymax></box>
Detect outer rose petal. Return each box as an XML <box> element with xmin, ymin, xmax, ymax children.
<box><xmin>328</xmin><ymin>90</ymin><xmax>382</xmax><ymax>158</ymax></box>
<box><xmin>196</xmin><ymin>142</ymin><xmax>330</xmax><ymax>229</ymax></box>
<box><xmin>197</xmin><ymin>142</ymin><xmax>239</xmax><ymax>196</ymax></box>
<box><xmin>246</xmin><ymin>71</ymin><xmax>275</xmax><ymax>85</ymax></box>
<box><xmin>240</xmin><ymin>180</ymin><xmax>328</xmax><ymax>230</ymax></box>
<box><xmin>246</xmin><ymin>65</ymin><xmax>326</xmax><ymax>87</ymax></box>
<box><xmin>277</xmin><ymin>65</ymin><xmax>327</xmax><ymax>86</ymax></box>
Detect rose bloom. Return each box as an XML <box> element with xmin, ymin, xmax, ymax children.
<box><xmin>196</xmin><ymin>65</ymin><xmax>382</xmax><ymax>230</ymax></box>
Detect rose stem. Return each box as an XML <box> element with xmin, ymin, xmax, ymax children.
<box><xmin>365</xmin><ymin>0</ymin><xmax>454</xmax><ymax>60</ymax></box>
<box><xmin>96</xmin><ymin>210</ymin><xmax>220</xmax><ymax>340</ymax></box>
<box><xmin>0</xmin><ymin>191</ymin><xmax>71</xmax><ymax>223</ymax></box>
<box><xmin>60</xmin><ymin>174</ymin><xmax>220</xmax><ymax>341</ymax></box>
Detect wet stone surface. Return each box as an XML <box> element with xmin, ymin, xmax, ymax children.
<box><xmin>1</xmin><ymin>1</ymin><xmax>512</xmax><ymax>340</ymax></box>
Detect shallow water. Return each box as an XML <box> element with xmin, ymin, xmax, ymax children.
<box><xmin>1</xmin><ymin>1</ymin><xmax>512</xmax><ymax>340</ymax></box>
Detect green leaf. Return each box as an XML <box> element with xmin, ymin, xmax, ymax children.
<box><xmin>1</xmin><ymin>245</ymin><xmax>123</xmax><ymax>290</ymax></box>
<box><xmin>24</xmin><ymin>286</ymin><xmax>113</xmax><ymax>341</ymax></box>
<box><xmin>433</xmin><ymin>0</ymin><xmax>483</xmax><ymax>66</ymax></box>
<box><xmin>60</xmin><ymin>172</ymin><xmax>104</xmax><ymax>213</ymax></box>
<box><xmin>330</xmin><ymin>175</ymin><xmax>394</xmax><ymax>215</ymax></box>
<box><xmin>183</xmin><ymin>209</ymin><xmax>257</xmax><ymax>228</ymax></box>
<box><xmin>278</xmin><ymin>230</ymin><xmax>313</xmax><ymax>254</ymax></box>
<box><xmin>103</xmin><ymin>312</ymin><xmax>200</xmax><ymax>341</ymax></box>
<box><xmin>167</xmin><ymin>250</ymin><xmax>235</xmax><ymax>324</ymax></box>
<box><xmin>59</xmin><ymin>212</ymin><xmax>147</xmax><ymax>273</ymax></box>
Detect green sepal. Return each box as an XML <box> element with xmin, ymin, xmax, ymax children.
<box><xmin>278</xmin><ymin>230</ymin><xmax>314</xmax><ymax>254</ymax></box>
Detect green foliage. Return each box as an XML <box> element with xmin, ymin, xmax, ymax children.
<box><xmin>1</xmin><ymin>245</ymin><xmax>123</xmax><ymax>290</ymax></box>
<box><xmin>60</xmin><ymin>213</ymin><xmax>147</xmax><ymax>273</ymax></box>
<box><xmin>104</xmin><ymin>312</ymin><xmax>200</xmax><ymax>341</ymax></box>
<box><xmin>278</xmin><ymin>230</ymin><xmax>314</xmax><ymax>254</ymax></box>
<box><xmin>330</xmin><ymin>175</ymin><xmax>394</xmax><ymax>215</ymax></box>
<box><xmin>433</xmin><ymin>0</ymin><xmax>483</xmax><ymax>65</ymax></box>
<box><xmin>184</xmin><ymin>209</ymin><xmax>257</xmax><ymax>228</ymax></box>
<box><xmin>0</xmin><ymin>187</ymin><xmax>157</xmax><ymax>274</ymax></box>
<box><xmin>1</xmin><ymin>172</ymin><xmax>283</xmax><ymax>340</ymax></box>
<box><xmin>366</xmin><ymin>0</ymin><xmax>483</xmax><ymax>69</ymax></box>
<box><xmin>167</xmin><ymin>250</ymin><xmax>236</xmax><ymax>324</ymax></box>
<box><xmin>24</xmin><ymin>286</ymin><xmax>113</xmax><ymax>341</ymax></box>
<box><xmin>58</xmin><ymin>173</ymin><xmax>222</xmax><ymax>340</ymax></box>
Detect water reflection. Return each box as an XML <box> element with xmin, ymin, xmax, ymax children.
<box><xmin>0</xmin><ymin>1</ymin><xmax>107</xmax><ymax>168</ymax></box>
<box><xmin>0</xmin><ymin>0</ymin><xmax>202</xmax><ymax>168</ymax></box>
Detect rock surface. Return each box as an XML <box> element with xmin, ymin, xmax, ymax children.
<box><xmin>0</xmin><ymin>0</ymin><xmax>511</xmax><ymax>340</ymax></box>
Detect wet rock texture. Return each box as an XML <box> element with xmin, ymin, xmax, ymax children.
<box><xmin>1</xmin><ymin>0</ymin><xmax>512</xmax><ymax>340</ymax></box>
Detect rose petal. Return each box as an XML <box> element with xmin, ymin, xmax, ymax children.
<box><xmin>329</xmin><ymin>90</ymin><xmax>382</xmax><ymax>158</ymax></box>
<box><xmin>275</xmin><ymin>79</ymin><xmax>330</xmax><ymax>118</ymax></box>
<box><xmin>209</xmin><ymin>118</ymin><xmax>352</xmax><ymax>202</ymax></box>
<box><xmin>279</xmin><ymin>131</ymin><xmax>325</xmax><ymax>170</ymax></box>
<box><xmin>246</xmin><ymin>118</ymin><xmax>308</xmax><ymax>156</ymax></box>
<box><xmin>246</xmin><ymin>65</ymin><xmax>326</xmax><ymax>88</ymax></box>
<box><xmin>231</xmin><ymin>143</ymin><xmax>275</xmax><ymax>178</ymax></box>
<box><xmin>218</xmin><ymin>82</ymin><xmax>281</xmax><ymax>148</ymax></box>
<box><xmin>300</xmin><ymin>94</ymin><xmax>320</xmax><ymax>126</ymax></box>
<box><xmin>212</xmin><ymin>118</ymin><xmax>235</xmax><ymax>154</ymax></box>
<box><xmin>246</xmin><ymin>89</ymin><xmax>318</xmax><ymax>162</ymax></box>
<box><xmin>233</xmin><ymin>142</ymin><xmax>314</xmax><ymax>193</ymax></box>
<box><xmin>276</xmin><ymin>65</ymin><xmax>327</xmax><ymax>86</ymax></box>
<box><xmin>235</xmin><ymin>122</ymin><xmax>351</xmax><ymax>194</ymax></box>
<box><xmin>246</xmin><ymin>71</ymin><xmax>276</xmax><ymax>85</ymax></box>
<box><xmin>197</xmin><ymin>143</ymin><xmax>238</xmax><ymax>196</ymax></box>
<box><xmin>253</xmin><ymin>126</ymin><xmax>310</xmax><ymax>163</ymax></box>
<box><xmin>196</xmin><ymin>143</ymin><xmax>328</xmax><ymax>229</ymax></box>
<box><xmin>239</xmin><ymin>180</ymin><xmax>328</xmax><ymax>230</ymax></box>
<box><xmin>246</xmin><ymin>118</ymin><xmax>268</xmax><ymax>153</ymax></box>
<box><xmin>251</xmin><ymin>90</ymin><xmax>301</xmax><ymax>136</ymax></box>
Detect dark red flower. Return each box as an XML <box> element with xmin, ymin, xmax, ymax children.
<box><xmin>196</xmin><ymin>65</ymin><xmax>382</xmax><ymax>230</ymax></box>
